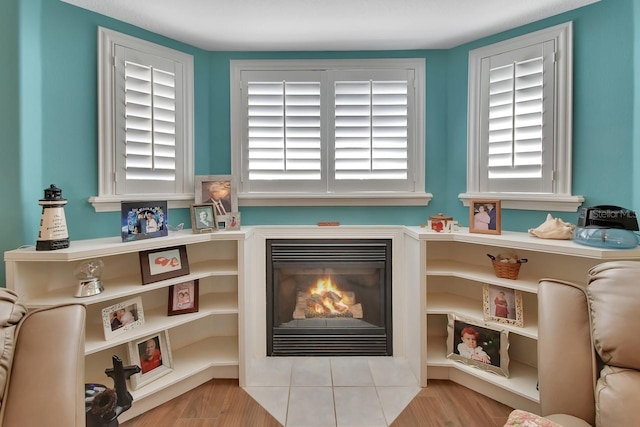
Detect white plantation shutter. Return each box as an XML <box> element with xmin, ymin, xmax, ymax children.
<box><xmin>479</xmin><ymin>41</ymin><xmax>555</xmax><ymax>193</ymax></box>
<box><xmin>124</xmin><ymin>62</ymin><xmax>176</xmax><ymax>181</ymax></box>
<box><xmin>112</xmin><ymin>43</ymin><xmax>189</xmax><ymax>195</ymax></box>
<box><xmin>246</xmin><ymin>75</ymin><xmax>323</xmax><ymax>188</ymax></box>
<box><xmin>333</xmin><ymin>75</ymin><xmax>409</xmax><ymax>183</ymax></box>
<box><xmin>238</xmin><ymin>63</ymin><xmax>420</xmax><ymax>194</ymax></box>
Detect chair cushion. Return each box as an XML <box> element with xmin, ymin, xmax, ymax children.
<box><xmin>588</xmin><ymin>261</ymin><xmax>640</xmax><ymax>370</ymax></box>
<box><xmin>0</xmin><ymin>289</ymin><xmax>27</xmax><ymax>406</ymax></box>
<box><xmin>595</xmin><ymin>365</ymin><xmax>640</xmax><ymax>426</ymax></box>
<box><xmin>504</xmin><ymin>410</ymin><xmax>563</xmax><ymax>426</ymax></box>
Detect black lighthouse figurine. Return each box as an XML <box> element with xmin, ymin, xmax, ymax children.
<box><xmin>36</xmin><ymin>184</ymin><xmax>70</xmax><ymax>250</ymax></box>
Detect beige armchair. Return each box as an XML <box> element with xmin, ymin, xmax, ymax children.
<box><xmin>507</xmin><ymin>261</ymin><xmax>640</xmax><ymax>426</ymax></box>
<box><xmin>0</xmin><ymin>289</ymin><xmax>85</xmax><ymax>427</ymax></box>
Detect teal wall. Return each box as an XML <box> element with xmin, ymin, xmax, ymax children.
<box><xmin>1</xmin><ymin>0</ymin><xmax>637</xmax><ymax>284</ymax></box>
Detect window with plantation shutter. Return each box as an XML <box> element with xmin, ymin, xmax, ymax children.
<box><xmin>462</xmin><ymin>22</ymin><xmax>584</xmax><ymax>211</ymax></box>
<box><xmin>232</xmin><ymin>60</ymin><xmax>425</xmax><ymax>200</ymax></box>
<box><xmin>91</xmin><ymin>27</ymin><xmax>194</xmax><ymax>212</ymax></box>
<box><xmin>333</xmin><ymin>74</ymin><xmax>409</xmax><ymax>183</ymax></box>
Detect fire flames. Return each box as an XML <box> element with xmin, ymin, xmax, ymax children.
<box><xmin>293</xmin><ymin>276</ymin><xmax>363</xmax><ymax>319</ymax></box>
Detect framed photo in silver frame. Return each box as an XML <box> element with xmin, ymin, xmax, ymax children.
<box><xmin>446</xmin><ymin>314</ymin><xmax>510</xmax><ymax>377</ymax></box>
<box><xmin>127</xmin><ymin>330</ymin><xmax>173</xmax><ymax>390</ymax></box>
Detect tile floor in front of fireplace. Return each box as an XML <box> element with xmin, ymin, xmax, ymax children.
<box><xmin>243</xmin><ymin>356</ymin><xmax>421</xmax><ymax>427</ymax></box>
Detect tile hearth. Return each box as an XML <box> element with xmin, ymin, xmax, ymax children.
<box><xmin>244</xmin><ymin>356</ymin><xmax>420</xmax><ymax>427</ymax></box>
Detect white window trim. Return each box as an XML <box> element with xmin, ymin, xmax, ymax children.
<box><xmin>460</xmin><ymin>22</ymin><xmax>584</xmax><ymax>212</ymax></box>
<box><xmin>90</xmin><ymin>27</ymin><xmax>195</xmax><ymax>212</ymax></box>
<box><xmin>230</xmin><ymin>59</ymin><xmax>432</xmax><ymax>207</ymax></box>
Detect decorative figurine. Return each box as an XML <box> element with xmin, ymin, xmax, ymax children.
<box><xmin>36</xmin><ymin>184</ymin><xmax>70</xmax><ymax>250</ymax></box>
<box><xmin>74</xmin><ymin>259</ymin><xmax>105</xmax><ymax>297</ymax></box>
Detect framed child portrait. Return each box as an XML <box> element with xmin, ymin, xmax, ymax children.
<box><xmin>127</xmin><ymin>330</ymin><xmax>173</xmax><ymax>390</ymax></box>
<box><xmin>139</xmin><ymin>245</ymin><xmax>190</xmax><ymax>285</ymax></box>
<box><xmin>446</xmin><ymin>314</ymin><xmax>510</xmax><ymax>377</ymax></box>
<box><xmin>469</xmin><ymin>200</ymin><xmax>501</xmax><ymax>235</ymax></box>
<box><xmin>168</xmin><ymin>279</ymin><xmax>199</xmax><ymax>315</ymax></box>
<box><xmin>483</xmin><ymin>284</ymin><xmax>524</xmax><ymax>327</ymax></box>
<box><xmin>101</xmin><ymin>296</ymin><xmax>145</xmax><ymax>340</ymax></box>
<box><xmin>191</xmin><ymin>203</ymin><xmax>217</xmax><ymax>233</ymax></box>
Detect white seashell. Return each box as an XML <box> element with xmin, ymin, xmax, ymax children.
<box><xmin>528</xmin><ymin>214</ymin><xmax>575</xmax><ymax>240</ymax></box>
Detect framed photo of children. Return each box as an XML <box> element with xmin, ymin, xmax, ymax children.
<box><xmin>101</xmin><ymin>296</ymin><xmax>145</xmax><ymax>340</ymax></box>
<box><xmin>446</xmin><ymin>314</ymin><xmax>510</xmax><ymax>377</ymax></box>
<box><xmin>127</xmin><ymin>331</ymin><xmax>173</xmax><ymax>390</ymax></box>
<box><xmin>195</xmin><ymin>175</ymin><xmax>237</xmax><ymax>215</ymax></box>
<box><xmin>121</xmin><ymin>201</ymin><xmax>168</xmax><ymax>242</ymax></box>
<box><xmin>191</xmin><ymin>203</ymin><xmax>217</xmax><ymax>233</ymax></box>
<box><xmin>139</xmin><ymin>245</ymin><xmax>190</xmax><ymax>285</ymax></box>
<box><xmin>168</xmin><ymin>279</ymin><xmax>199</xmax><ymax>315</ymax></box>
<box><xmin>483</xmin><ymin>284</ymin><xmax>524</xmax><ymax>327</ymax></box>
<box><xmin>469</xmin><ymin>200</ymin><xmax>501</xmax><ymax>234</ymax></box>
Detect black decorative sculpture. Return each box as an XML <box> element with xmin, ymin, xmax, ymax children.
<box><xmin>85</xmin><ymin>355</ymin><xmax>141</xmax><ymax>427</ymax></box>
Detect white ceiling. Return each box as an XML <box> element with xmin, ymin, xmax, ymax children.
<box><xmin>61</xmin><ymin>0</ymin><xmax>599</xmax><ymax>51</ymax></box>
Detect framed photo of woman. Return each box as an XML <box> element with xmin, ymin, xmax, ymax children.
<box><xmin>469</xmin><ymin>200</ymin><xmax>501</xmax><ymax>234</ymax></box>
<box><xmin>190</xmin><ymin>203</ymin><xmax>217</xmax><ymax>233</ymax></box>
<box><xmin>483</xmin><ymin>284</ymin><xmax>524</xmax><ymax>327</ymax></box>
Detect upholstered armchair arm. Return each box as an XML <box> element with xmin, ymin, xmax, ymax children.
<box><xmin>537</xmin><ymin>279</ymin><xmax>596</xmax><ymax>426</ymax></box>
<box><xmin>1</xmin><ymin>304</ymin><xmax>86</xmax><ymax>427</ymax></box>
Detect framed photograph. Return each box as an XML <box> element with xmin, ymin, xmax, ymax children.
<box><xmin>101</xmin><ymin>296</ymin><xmax>145</xmax><ymax>340</ymax></box>
<box><xmin>483</xmin><ymin>284</ymin><xmax>524</xmax><ymax>327</ymax></box>
<box><xmin>127</xmin><ymin>330</ymin><xmax>173</xmax><ymax>390</ymax></box>
<box><xmin>469</xmin><ymin>200</ymin><xmax>501</xmax><ymax>234</ymax></box>
<box><xmin>446</xmin><ymin>314</ymin><xmax>510</xmax><ymax>377</ymax></box>
<box><xmin>191</xmin><ymin>203</ymin><xmax>217</xmax><ymax>233</ymax></box>
<box><xmin>139</xmin><ymin>245</ymin><xmax>190</xmax><ymax>285</ymax></box>
<box><xmin>195</xmin><ymin>175</ymin><xmax>237</xmax><ymax>215</ymax></box>
<box><xmin>121</xmin><ymin>201</ymin><xmax>168</xmax><ymax>242</ymax></box>
<box><xmin>225</xmin><ymin>212</ymin><xmax>241</xmax><ymax>230</ymax></box>
<box><xmin>168</xmin><ymin>279</ymin><xmax>199</xmax><ymax>315</ymax></box>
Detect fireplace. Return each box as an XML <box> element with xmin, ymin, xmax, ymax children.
<box><xmin>266</xmin><ymin>239</ymin><xmax>392</xmax><ymax>356</ymax></box>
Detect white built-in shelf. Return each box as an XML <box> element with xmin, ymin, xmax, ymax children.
<box><xmin>129</xmin><ymin>335</ymin><xmax>239</xmax><ymax>401</ymax></box>
<box><xmin>3</xmin><ymin>229</ymin><xmax>248</xmax><ymax>262</ymax></box>
<box><xmin>426</xmin><ymin>293</ymin><xmax>538</xmax><ymax>339</ymax></box>
<box><xmin>405</xmin><ymin>227</ymin><xmax>640</xmax><ymax>259</ymax></box>
<box><xmin>426</xmin><ymin>260</ymin><xmax>540</xmax><ymax>294</ymax></box>
<box><xmin>22</xmin><ymin>259</ymin><xmax>238</xmax><ymax>309</ymax></box>
<box><xmin>426</xmin><ymin>337</ymin><xmax>539</xmax><ymax>403</ymax></box>
<box><xmin>84</xmin><ymin>335</ymin><xmax>239</xmax><ymax>397</ymax></box>
<box><xmin>85</xmin><ymin>292</ymin><xmax>238</xmax><ymax>355</ymax></box>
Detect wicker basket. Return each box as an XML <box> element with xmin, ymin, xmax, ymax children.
<box><xmin>487</xmin><ymin>253</ymin><xmax>528</xmax><ymax>280</ymax></box>
<box><xmin>491</xmin><ymin>259</ymin><xmax>522</xmax><ymax>279</ymax></box>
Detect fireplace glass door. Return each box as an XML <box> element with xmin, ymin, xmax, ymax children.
<box><xmin>267</xmin><ymin>239</ymin><xmax>392</xmax><ymax>356</ymax></box>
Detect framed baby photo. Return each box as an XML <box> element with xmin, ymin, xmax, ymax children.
<box><xmin>101</xmin><ymin>296</ymin><xmax>145</xmax><ymax>340</ymax></box>
<box><xmin>446</xmin><ymin>314</ymin><xmax>510</xmax><ymax>377</ymax></box>
<box><xmin>483</xmin><ymin>284</ymin><xmax>524</xmax><ymax>327</ymax></box>
<box><xmin>139</xmin><ymin>245</ymin><xmax>190</xmax><ymax>285</ymax></box>
<box><xmin>195</xmin><ymin>175</ymin><xmax>238</xmax><ymax>214</ymax></box>
<box><xmin>191</xmin><ymin>203</ymin><xmax>217</xmax><ymax>234</ymax></box>
<box><xmin>225</xmin><ymin>212</ymin><xmax>241</xmax><ymax>230</ymax></box>
<box><xmin>168</xmin><ymin>279</ymin><xmax>199</xmax><ymax>315</ymax></box>
<box><xmin>121</xmin><ymin>201</ymin><xmax>168</xmax><ymax>242</ymax></box>
<box><xmin>469</xmin><ymin>200</ymin><xmax>501</xmax><ymax>235</ymax></box>
<box><xmin>127</xmin><ymin>330</ymin><xmax>173</xmax><ymax>390</ymax></box>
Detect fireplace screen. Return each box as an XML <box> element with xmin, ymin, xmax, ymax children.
<box><xmin>267</xmin><ymin>239</ymin><xmax>392</xmax><ymax>356</ymax></box>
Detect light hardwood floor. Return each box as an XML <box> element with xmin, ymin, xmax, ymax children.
<box><xmin>119</xmin><ymin>379</ymin><xmax>513</xmax><ymax>427</ymax></box>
